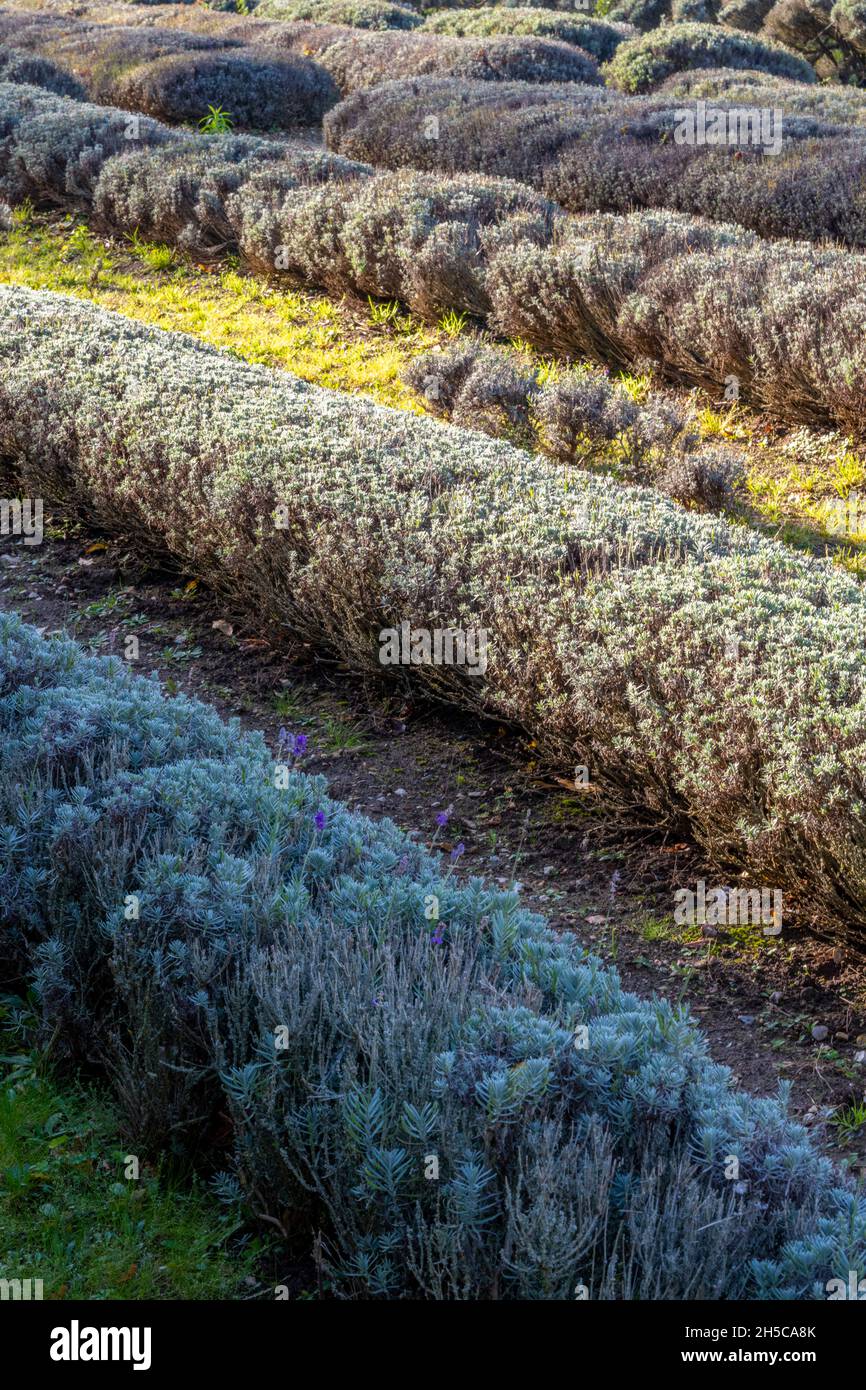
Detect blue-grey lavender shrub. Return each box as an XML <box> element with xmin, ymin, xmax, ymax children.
<box><xmin>2</xmin><ymin>286</ymin><xmax>866</xmax><ymax>940</ymax></box>
<box><xmin>2</xmin><ymin>609</ymin><xmax>865</xmax><ymax>1298</ymax></box>
<box><xmin>602</xmin><ymin>20</ymin><xmax>816</xmax><ymax>89</ymax></box>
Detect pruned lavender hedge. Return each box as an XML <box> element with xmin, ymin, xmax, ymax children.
<box><xmin>323</xmin><ymin>75</ymin><xmax>866</xmax><ymax>250</ymax></box>
<box><xmin>3</xmin><ymin>608</ymin><xmax>864</xmax><ymax>1298</ymax></box>
<box><xmin>420</xmin><ymin>8</ymin><xmax>636</xmax><ymax>60</ymax></box>
<box><xmin>95</xmin><ymin>132</ymin><xmax>368</xmax><ymax>259</ymax></box>
<box><xmin>253</xmin><ymin>0</ymin><xmax>423</xmax><ymax>27</ymax></box>
<box><xmin>602</xmin><ymin>21</ymin><xmax>816</xmax><ymax>90</ymax></box>
<box><xmin>0</xmin><ymin>9</ymin><xmax>337</xmax><ymax>129</ymax></box>
<box><xmin>309</xmin><ymin>30</ymin><xmax>602</xmax><ymax>92</ymax></box>
<box><xmin>0</xmin><ymin>81</ymin><xmax>175</xmax><ymax>208</ymax></box>
<box><xmin>2</xmin><ymin>82</ymin><xmax>866</xmax><ymax>433</ymax></box>
<box><xmin>112</xmin><ymin>45</ymin><xmax>337</xmax><ymax>127</ymax></box>
<box><xmin>2</xmin><ymin>286</ymin><xmax>866</xmax><ymax>943</ymax></box>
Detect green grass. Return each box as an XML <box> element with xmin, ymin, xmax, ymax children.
<box><xmin>0</xmin><ymin>209</ymin><xmax>442</xmax><ymax>411</ymax></box>
<box><xmin>832</xmin><ymin>1099</ymin><xmax>866</xmax><ymax>1143</ymax></box>
<box><xmin>0</xmin><ymin>999</ymin><xmax>264</xmax><ymax>1300</ymax></box>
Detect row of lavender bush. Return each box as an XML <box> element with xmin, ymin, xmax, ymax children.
<box><xmin>1</xmin><ymin>80</ymin><xmax>865</xmax><ymax>434</ymax></box>
<box><xmin>0</xmin><ymin>9</ymin><xmax>338</xmax><ymax>128</ymax></box>
<box><xmin>323</xmin><ymin>68</ymin><xmax>866</xmax><ymax>251</ymax></box>
<box><xmin>0</xmin><ymin>6</ymin><xmax>608</xmax><ymax>114</ymax></box>
<box><xmin>3</xmin><ymin>608</ymin><xmax>864</xmax><ymax>1298</ymax></box>
<box><xmin>1</xmin><ymin>285</ymin><xmax>866</xmax><ymax>945</ymax></box>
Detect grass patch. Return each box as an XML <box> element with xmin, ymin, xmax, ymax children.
<box><xmin>0</xmin><ymin>209</ymin><xmax>441</xmax><ymax>411</ymax></box>
<box><xmin>0</xmin><ymin>998</ymin><xmax>264</xmax><ymax>1300</ymax></box>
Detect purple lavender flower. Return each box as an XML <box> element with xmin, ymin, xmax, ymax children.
<box><xmin>294</xmin><ymin>733</ymin><xmax>308</xmax><ymax>756</ymax></box>
<box><xmin>451</xmin><ymin>842</ymin><xmax>465</xmax><ymax>863</ymax></box>
<box><xmin>431</xmin><ymin>931</ymin><xmax>444</xmax><ymax>946</ymax></box>
<box><xmin>436</xmin><ymin>810</ymin><xmax>450</xmax><ymax>828</ymax></box>
<box><xmin>314</xmin><ymin>810</ymin><xmax>326</xmax><ymax>832</ymax></box>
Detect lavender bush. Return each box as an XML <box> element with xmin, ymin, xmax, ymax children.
<box><xmin>404</xmin><ymin>340</ymin><xmax>744</xmax><ymax>508</ymax></box>
<box><xmin>254</xmin><ymin>0</ymin><xmax>423</xmax><ymax>27</ymax></box>
<box><xmin>2</xmin><ymin>611</ymin><xmax>864</xmax><ymax>1297</ymax></box>
<box><xmin>111</xmin><ymin>46</ymin><xmax>338</xmax><ymax>128</ymax></box>
<box><xmin>420</xmin><ymin>9</ymin><xmax>636</xmax><ymax>61</ymax></box>
<box><xmin>2</xmin><ymin>286</ymin><xmax>866</xmax><ymax>938</ymax></box>
<box><xmin>603</xmin><ymin>21</ymin><xmax>816</xmax><ymax>89</ymax></box>
<box><xmin>314</xmin><ymin>31</ymin><xmax>602</xmax><ymax>92</ymax></box>
<box><xmin>94</xmin><ymin>134</ymin><xmax>367</xmax><ymax>259</ymax></box>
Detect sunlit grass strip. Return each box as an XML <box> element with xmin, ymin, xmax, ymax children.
<box><xmin>0</xmin><ymin>210</ymin><xmax>440</xmax><ymax>410</ymax></box>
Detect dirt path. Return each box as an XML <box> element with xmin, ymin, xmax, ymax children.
<box><xmin>4</xmin><ymin>506</ymin><xmax>866</xmax><ymax>1175</ymax></box>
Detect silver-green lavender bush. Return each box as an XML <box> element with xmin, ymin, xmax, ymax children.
<box><xmin>602</xmin><ymin>20</ymin><xmax>816</xmax><ymax>90</ymax></box>
<box><xmin>1</xmin><ymin>285</ymin><xmax>866</xmax><ymax>939</ymax></box>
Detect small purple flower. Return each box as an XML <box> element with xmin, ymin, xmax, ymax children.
<box><xmin>450</xmin><ymin>842</ymin><xmax>465</xmax><ymax>863</ymax></box>
<box><xmin>436</xmin><ymin>810</ymin><xmax>450</xmax><ymax>828</ymax></box>
<box><xmin>431</xmin><ymin>931</ymin><xmax>444</xmax><ymax>946</ymax></box>
<box><xmin>279</xmin><ymin>729</ymin><xmax>309</xmax><ymax>758</ymax></box>
<box><xmin>314</xmin><ymin>810</ymin><xmax>326</xmax><ymax>832</ymax></box>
